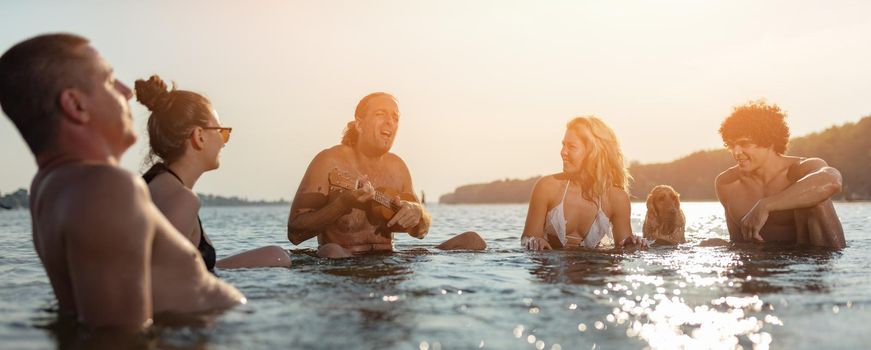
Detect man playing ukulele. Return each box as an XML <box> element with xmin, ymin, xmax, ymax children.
<box><xmin>287</xmin><ymin>92</ymin><xmax>485</xmax><ymax>258</ymax></box>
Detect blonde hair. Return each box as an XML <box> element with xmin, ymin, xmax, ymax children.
<box><xmin>566</xmin><ymin>116</ymin><xmax>632</xmax><ymax>200</ymax></box>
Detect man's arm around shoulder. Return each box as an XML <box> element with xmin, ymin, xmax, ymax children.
<box><xmin>766</xmin><ymin>157</ymin><xmax>842</xmax><ymax>212</ymax></box>
<box><xmin>787</xmin><ymin>158</ymin><xmax>842</xmax><ymax>189</ymax></box>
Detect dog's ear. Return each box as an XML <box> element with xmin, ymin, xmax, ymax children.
<box><xmin>673</xmin><ymin>190</ymin><xmax>681</xmax><ymax>209</ymax></box>
<box><xmin>646</xmin><ymin>189</ymin><xmax>657</xmax><ymax>217</ymax></box>
<box><xmin>642</xmin><ymin>206</ymin><xmax>656</xmax><ymax>238</ymax></box>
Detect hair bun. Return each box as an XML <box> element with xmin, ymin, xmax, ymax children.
<box><xmin>135</xmin><ymin>75</ymin><xmax>173</xmax><ymax>113</ymax></box>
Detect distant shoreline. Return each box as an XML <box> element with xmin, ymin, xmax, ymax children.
<box><xmin>0</xmin><ymin>188</ymin><xmax>289</xmax><ymax>210</ymax></box>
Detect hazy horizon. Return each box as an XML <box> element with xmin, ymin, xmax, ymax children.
<box><xmin>2</xmin><ymin>1</ymin><xmax>870</xmax><ymax>200</ymax></box>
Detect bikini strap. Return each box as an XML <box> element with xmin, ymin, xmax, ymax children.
<box><xmin>561</xmin><ymin>181</ymin><xmax>571</xmax><ymax>201</ymax></box>
<box><xmin>596</xmin><ymin>196</ymin><xmax>611</xmax><ymax>220</ymax></box>
<box><xmin>142</xmin><ymin>163</ymin><xmax>184</xmax><ymax>185</ymax></box>
<box><xmin>162</xmin><ymin>167</ymin><xmax>184</xmax><ymax>185</ymax></box>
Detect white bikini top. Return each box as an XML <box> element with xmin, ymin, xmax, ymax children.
<box><xmin>544</xmin><ymin>181</ymin><xmax>614</xmax><ymax>248</ymax></box>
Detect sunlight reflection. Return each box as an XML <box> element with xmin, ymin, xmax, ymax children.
<box><xmin>598</xmin><ymin>204</ymin><xmax>784</xmax><ymax>349</ymax></box>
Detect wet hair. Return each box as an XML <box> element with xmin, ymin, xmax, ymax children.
<box><xmin>719</xmin><ymin>100</ymin><xmax>790</xmax><ymax>154</ymax></box>
<box><xmin>135</xmin><ymin>75</ymin><xmax>213</xmax><ymax>165</ymax></box>
<box><xmin>341</xmin><ymin>92</ymin><xmax>396</xmax><ymax>146</ymax></box>
<box><xmin>566</xmin><ymin>116</ymin><xmax>632</xmax><ymax>200</ymax></box>
<box><xmin>0</xmin><ymin>33</ymin><xmax>93</xmax><ymax>154</ymax></box>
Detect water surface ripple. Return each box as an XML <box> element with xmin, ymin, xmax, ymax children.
<box><xmin>1</xmin><ymin>203</ymin><xmax>869</xmax><ymax>349</ymax></box>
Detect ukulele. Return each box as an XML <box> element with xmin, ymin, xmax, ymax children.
<box><xmin>328</xmin><ymin>169</ymin><xmax>416</xmax><ymax>223</ymax></box>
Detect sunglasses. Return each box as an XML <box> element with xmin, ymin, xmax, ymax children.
<box><xmin>202</xmin><ymin>127</ymin><xmax>232</xmax><ymax>143</ymax></box>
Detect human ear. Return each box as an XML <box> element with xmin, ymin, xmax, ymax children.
<box><xmin>191</xmin><ymin>127</ymin><xmax>205</xmax><ymax>150</ymax></box>
<box><xmin>58</xmin><ymin>89</ymin><xmax>88</xmax><ymax>124</ymax></box>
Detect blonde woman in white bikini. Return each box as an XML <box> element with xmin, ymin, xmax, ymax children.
<box><xmin>521</xmin><ymin>116</ymin><xmax>646</xmax><ymax>251</ymax></box>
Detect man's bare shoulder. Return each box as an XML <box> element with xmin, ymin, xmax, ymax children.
<box><xmin>384</xmin><ymin>152</ymin><xmax>409</xmax><ymax>170</ymax></box>
<box><xmin>307</xmin><ymin>145</ymin><xmax>354</xmax><ymax>169</ymax></box>
<box><xmin>320</xmin><ymin>145</ymin><xmax>354</xmax><ymax>159</ymax></box>
<box><xmin>46</xmin><ymin>164</ymin><xmax>153</xmax><ymax>234</ymax></box>
<box><xmin>49</xmin><ymin>163</ymin><xmax>144</xmax><ymax>199</ymax></box>
<box><xmin>786</xmin><ymin>156</ymin><xmax>831</xmax><ymax>181</ymax></box>
<box><xmin>715</xmin><ymin>166</ymin><xmax>741</xmax><ymax>188</ymax></box>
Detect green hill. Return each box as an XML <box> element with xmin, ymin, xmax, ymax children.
<box><xmin>440</xmin><ymin>115</ymin><xmax>871</xmax><ymax>203</ymax></box>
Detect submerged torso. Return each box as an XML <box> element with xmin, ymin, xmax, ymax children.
<box><xmin>31</xmin><ymin>162</ymin><xmax>240</xmax><ymax>318</ymax></box>
<box><xmin>721</xmin><ymin>162</ymin><xmax>800</xmax><ymax>243</ymax></box>
<box><xmin>544</xmin><ymin>178</ymin><xmax>613</xmax><ymax>248</ymax></box>
<box><xmin>318</xmin><ymin>147</ymin><xmax>409</xmax><ymax>254</ymax></box>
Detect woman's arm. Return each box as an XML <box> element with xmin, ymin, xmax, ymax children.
<box><xmin>608</xmin><ymin>187</ymin><xmax>644</xmax><ymax>249</ymax></box>
<box><xmin>151</xmin><ymin>186</ymin><xmax>200</xmax><ymax>245</ymax></box>
<box><xmin>521</xmin><ymin>177</ymin><xmax>553</xmax><ymax>251</ymax></box>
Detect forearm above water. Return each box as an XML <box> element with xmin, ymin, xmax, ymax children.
<box><xmin>764</xmin><ymin>168</ymin><xmax>842</xmax><ymax>212</ymax></box>
<box><xmin>400</xmin><ymin>202</ymin><xmax>431</xmax><ymax>238</ymax></box>
<box><xmin>409</xmin><ymin>211</ymin><xmax>431</xmax><ymax>238</ymax></box>
<box><xmin>288</xmin><ymin>196</ymin><xmax>353</xmax><ymax>244</ymax></box>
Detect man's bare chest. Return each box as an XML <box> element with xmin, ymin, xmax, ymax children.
<box><xmin>724</xmin><ymin>177</ymin><xmax>795</xmax><ymax>225</ymax></box>
<box><xmin>334</xmin><ymin>163</ymin><xmax>404</xmax><ymax>191</ymax></box>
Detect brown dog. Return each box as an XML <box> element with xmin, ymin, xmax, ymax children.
<box><xmin>643</xmin><ymin>185</ymin><xmax>686</xmax><ymax>244</ymax></box>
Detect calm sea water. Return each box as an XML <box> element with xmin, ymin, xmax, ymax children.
<box><xmin>1</xmin><ymin>202</ymin><xmax>869</xmax><ymax>349</ymax></box>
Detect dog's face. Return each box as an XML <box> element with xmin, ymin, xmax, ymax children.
<box><xmin>646</xmin><ymin>185</ymin><xmax>680</xmax><ymax>220</ymax></box>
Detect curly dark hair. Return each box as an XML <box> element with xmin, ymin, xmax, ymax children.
<box><xmin>718</xmin><ymin>100</ymin><xmax>790</xmax><ymax>154</ymax></box>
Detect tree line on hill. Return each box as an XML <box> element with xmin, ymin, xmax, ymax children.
<box><xmin>0</xmin><ymin>189</ymin><xmax>287</xmax><ymax>210</ymax></box>
<box><xmin>196</xmin><ymin>193</ymin><xmax>288</xmax><ymax>207</ymax></box>
<box><xmin>0</xmin><ymin>188</ymin><xmax>27</xmax><ymax>209</ymax></box>
<box><xmin>440</xmin><ymin>115</ymin><xmax>871</xmax><ymax>203</ymax></box>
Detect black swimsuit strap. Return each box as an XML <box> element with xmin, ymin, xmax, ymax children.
<box><xmin>161</xmin><ymin>167</ymin><xmax>184</xmax><ymax>185</ymax></box>
<box><xmin>143</xmin><ymin>163</ymin><xmax>184</xmax><ymax>185</ymax></box>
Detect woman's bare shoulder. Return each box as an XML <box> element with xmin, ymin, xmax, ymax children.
<box><xmin>149</xmin><ymin>175</ymin><xmax>199</xmax><ymax>215</ymax></box>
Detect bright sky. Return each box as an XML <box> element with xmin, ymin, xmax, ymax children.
<box><xmin>2</xmin><ymin>1</ymin><xmax>870</xmax><ymax>200</ymax></box>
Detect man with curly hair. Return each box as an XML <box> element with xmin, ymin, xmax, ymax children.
<box><xmin>715</xmin><ymin>101</ymin><xmax>845</xmax><ymax>248</ymax></box>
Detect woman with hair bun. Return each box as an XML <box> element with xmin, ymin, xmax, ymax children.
<box><xmin>520</xmin><ymin>116</ymin><xmax>646</xmax><ymax>251</ymax></box>
<box><xmin>136</xmin><ymin>75</ymin><xmax>291</xmax><ymax>271</ymax></box>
